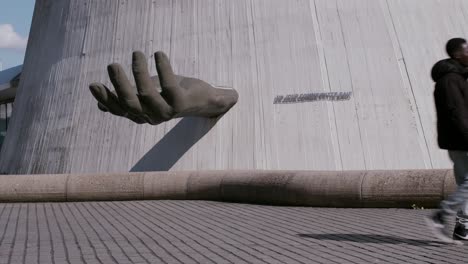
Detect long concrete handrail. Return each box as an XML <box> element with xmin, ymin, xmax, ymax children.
<box><xmin>0</xmin><ymin>170</ymin><xmax>456</xmax><ymax>207</ymax></box>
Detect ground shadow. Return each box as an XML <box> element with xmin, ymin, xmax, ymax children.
<box><xmin>298</xmin><ymin>234</ymin><xmax>448</xmax><ymax>246</ymax></box>
<box><xmin>130</xmin><ymin>117</ymin><xmax>218</xmax><ymax>172</ymax></box>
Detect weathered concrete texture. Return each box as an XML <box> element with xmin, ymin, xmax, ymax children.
<box><xmin>0</xmin><ymin>170</ymin><xmax>457</xmax><ymax>208</ymax></box>
<box><xmin>1</xmin><ymin>0</ymin><xmax>466</xmax><ymax>174</ymax></box>
<box><xmin>0</xmin><ymin>201</ymin><xmax>467</xmax><ymax>264</ymax></box>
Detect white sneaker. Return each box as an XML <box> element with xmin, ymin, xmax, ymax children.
<box><xmin>425</xmin><ymin>212</ymin><xmax>463</xmax><ymax>245</ymax></box>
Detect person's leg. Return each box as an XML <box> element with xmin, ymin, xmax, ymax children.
<box><xmin>456</xmin><ymin>163</ymin><xmax>468</xmax><ymax>222</ymax></box>
<box><xmin>448</xmin><ymin>151</ymin><xmax>468</xmax><ymax>239</ymax></box>
<box><xmin>438</xmin><ymin>151</ymin><xmax>468</xmax><ymax>240</ymax></box>
<box><xmin>440</xmin><ymin>151</ymin><xmax>468</xmax><ymax>215</ymax></box>
<box><xmin>426</xmin><ymin>150</ymin><xmax>468</xmax><ymax>243</ymax></box>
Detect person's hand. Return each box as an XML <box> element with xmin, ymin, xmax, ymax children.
<box><xmin>89</xmin><ymin>51</ymin><xmax>238</xmax><ymax>125</ymax></box>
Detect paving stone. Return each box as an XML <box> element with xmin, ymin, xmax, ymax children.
<box><xmin>0</xmin><ymin>201</ymin><xmax>466</xmax><ymax>264</ymax></box>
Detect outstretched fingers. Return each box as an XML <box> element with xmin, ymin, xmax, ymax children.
<box><xmin>132</xmin><ymin>51</ymin><xmax>156</xmax><ymax>96</ymax></box>
<box><xmin>90</xmin><ymin>83</ymin><xmax>147</xmax><ymax>123</ymax></box>
<box><xmin>154</xmin><ymin>51</ymin><xmax>177</xmax><ymax>88</ymax></box>
<box><xmin>107</xmin><ymin>63</ymin><xmax>143</xmax><ymax>113</ymax></box>
<box><xmin>132</xmin><ymin>51</ymin><xmax>173</xmax><ymax>122</ymax></box>
<box><xmin>89</xmin><ymin>83</ymin><xmax>126</xmax><ymax>116</ymax></box>
<box><xmin>91</xmin><ymin>52</ymin><xmax>183</xmax><ymax>125</ymax></box>
<box><xmin>154</xmin><ymin>51</ymin><xmax>182</xmax><ymax>104</ymax></box>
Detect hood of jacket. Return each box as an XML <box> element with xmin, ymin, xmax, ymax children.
<box><xmin>431</xmin><ymin>58</ymin><xmax>468</xmax><ymax>82</ymax></box>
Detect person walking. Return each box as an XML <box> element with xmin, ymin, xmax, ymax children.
<box><xmin>427</xmin><ymin>38</ymin><xmax>468</xmax><ymax>243</ymax></box>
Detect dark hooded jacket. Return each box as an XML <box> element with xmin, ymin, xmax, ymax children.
<box><xmin>432</xmin><ymin>59</ymin><xmax>468</xmax><ymax>150</ymax></box>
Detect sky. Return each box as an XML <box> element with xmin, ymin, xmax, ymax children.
<box><xmin>0</xmin><ymin>0</ymin><xmax>35</xmax><ymax>70</ymax></box>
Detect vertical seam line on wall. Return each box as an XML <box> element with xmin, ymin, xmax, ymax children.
<box><xmin>384</xmin><ymin>0</ymin><xmax>433</xmax><ymax>169</ymax></box>
<box><xmin>250</xmin><ymin>0</ymin><xmax>261</xmax><ymax>168</ymax></box>
<box><xmin>112</xmin><ymin>0</ymin><xmax>120</xmax><ymax>62</ymax></box>
<box><xmin>311</xmin><ymin>0</ymin><xmax>344</xmax><ymax>170</ymax></box>
<box><xmin>169</xmin><ymin>0</ymin><xmax>175</xmax><ymax>63</ymax></box>
<box><xmin>336</xmin><ymin>1</ymin><xmax>368</xmax><ymax>170</ymax></box>
<box><xmin>229</xmin><ymin>3</ymin><xmax>234</xmax><ymax>169</ymax></box>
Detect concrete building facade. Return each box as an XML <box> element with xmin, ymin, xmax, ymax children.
<box><xmin>1</xmin><ymin>0</ymin><xmax>466</xmax><ymax>174</ymax></box>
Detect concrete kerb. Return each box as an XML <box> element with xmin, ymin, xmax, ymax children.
<box><xmin>0</xmin><ymin>174</ymin><xmax>67</xmax><ymax>202</ymax></box>
<box><xmin>361</xmin><ymin>169</ymin><xmax>456</xmax><ymax>207</ymax></box>
<box><xmin>0</xmin><ymin>170</ymin><xmax>456</xmax><ymax>207</ymax></box>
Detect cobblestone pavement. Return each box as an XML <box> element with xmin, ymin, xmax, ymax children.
<box><xmin>0</xmin><ymin>201</ymin><xmax>466</xmax><ymax>264</ymax></box>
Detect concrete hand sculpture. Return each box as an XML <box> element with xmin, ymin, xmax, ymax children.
<box><xmin>89</xmin><ymin>51</ymin><xmax>238</xmax><ymax>125</ymax></box>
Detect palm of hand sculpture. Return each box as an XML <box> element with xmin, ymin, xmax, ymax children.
<box><xmin>89</xmin><ymin>51</ymin><xmax>239</xmax><ymax>125</ymax></box>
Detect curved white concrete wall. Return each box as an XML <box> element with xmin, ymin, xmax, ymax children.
<box><xmin>1</xmin><ymin>0</ymin><xmax>466</xmax><ymax>174</ymax></box>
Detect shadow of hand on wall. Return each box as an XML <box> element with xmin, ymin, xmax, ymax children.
<box><xmin>130</xmin><ymin>117</ymin><xmax>218</xmax><ymax>172</ymax></box>
<box><xmin>298</xmin><ymin>234</ymin><xmax>444</xmax><ymax>246</ymax></box>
